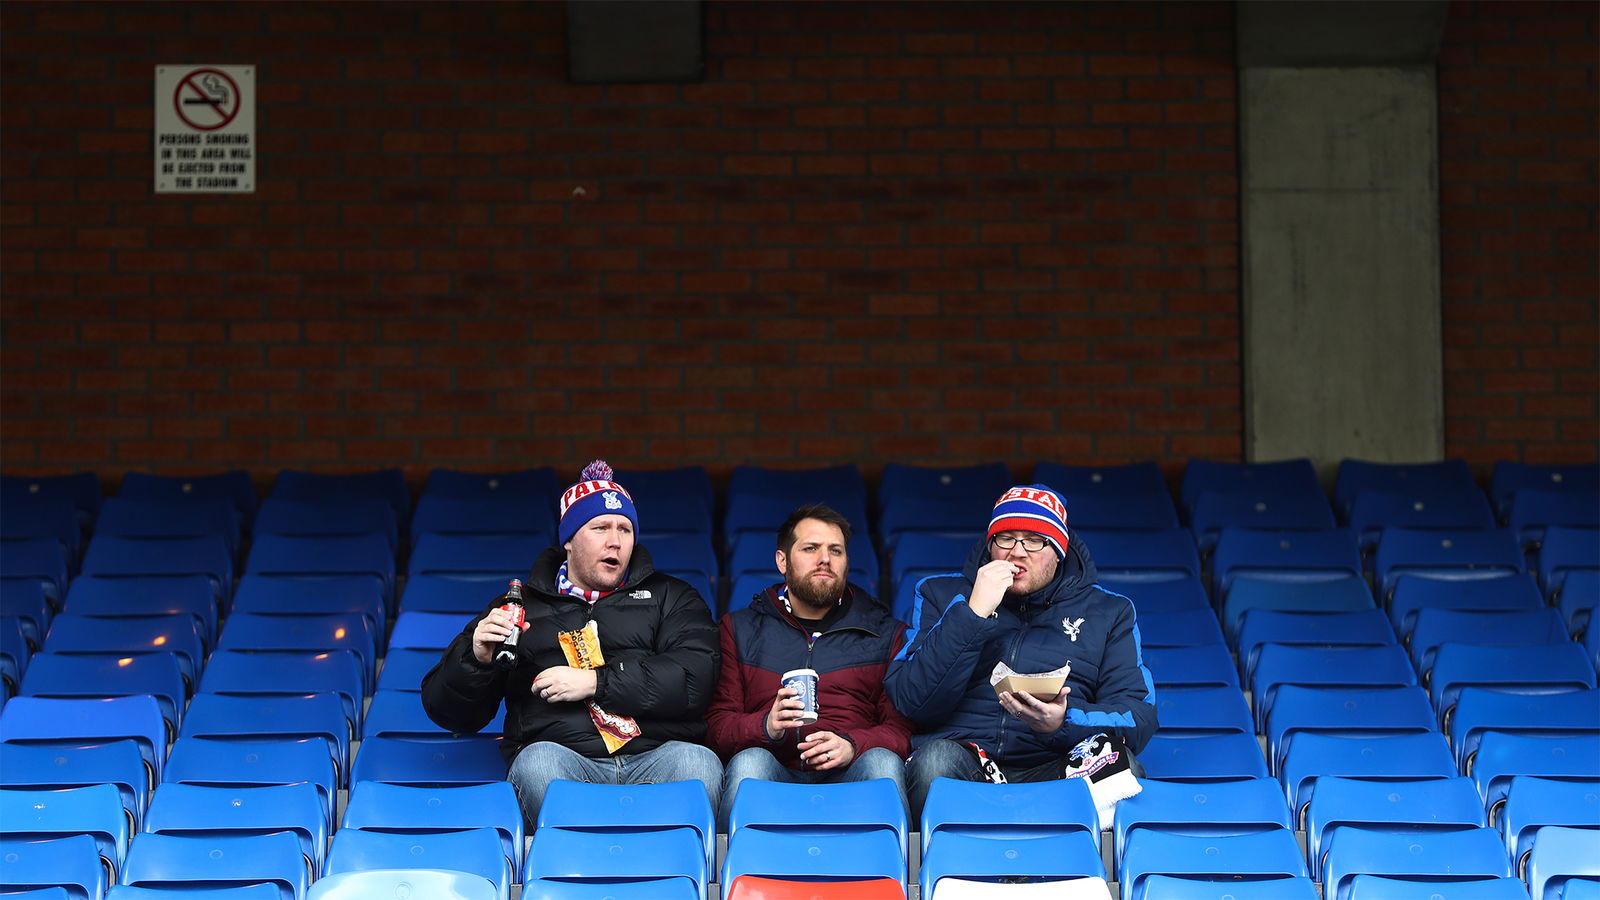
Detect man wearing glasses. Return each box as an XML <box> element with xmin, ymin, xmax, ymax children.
<box><xmin>885</xmin><ymin>484</ymin><xmax>1158</xmax><ymax>821</ymax></box>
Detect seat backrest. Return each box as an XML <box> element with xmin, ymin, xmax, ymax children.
<box><xmin>326</xmin><ymin>826</ymin><xmax>509</xmax><ymax>900</ymax></box>
<box><xmin>0</xmin><ymin>782</ymin><xmax>130</xmax><ymax>875</ymax></box>
<box><xmin>1075</xmin><ymin>528</ymin><xmax>1200</xmax><ymax>582</ymax></box>
<box><xmin>1489</xmin><ymin>462</ymin><xmax>1600</xmax><ymax>521</ymax></box>
<box><xmin>1180</xmin><ymin>458</ymin><xmax>1322</xmax><ymax>517</ymax></box>
<box><xmin>64</xmin><ymin>574</ymin><xmax>217</xmax><ymax>650</ymax></box>
<box><xmin>388</xmin><ymin>611</ymin><xmax>474</xmax><ymax>652</ymax></box>
<box><xmin>1112</xmin><ymin>777</ymin><xmax>1291</xmax><ymax>872</ymax></box>
<box><xmin>80</xmin><ymin>535</ymin><xmax>233</xmax><ymax>602</ymax></box>
<box><xmin>1429</xmin><ymin>642</ymin><xmax>1597</xmax><ymax>730</ymax></box>
<box><xmin>1</xmin><ymin>471</ymin><xmax>103</xmax><ymax>525</ymax></box>
<box><xmin>529</xmin><ymin>823</ymin><xmax>708</xmax><ymax>898</ymax></box>
<box><xmin>921</xmin><ymin>830</ymin><xmax>1105</xmax><ymax>898</ymax></box>
<box><xmin>343</xmin><ymin>780</ymin><xmax>524</xmax><ymax>871</ymax></box>
<box><xmin>1501</xmin><ymin>775</ymin><xmax>1600</xmax><ymax>870</ymax></box>
<box><xmin>1221</xmin><ymin>575</ymin><xmax>1376</xmax><ymax>644</ymax></box>
<box><xmin>1250</xmin><ymin>643</ymin><xmax>1417</xmax><ymax>731</ymax></box>
<box><xmin>1278</xmin><ymin>732</ymin><xmax>1458</xmax><ymax>826</ymax></box>
<box><xmin>410</xmin><ymin>494</ymin><xmax>555</xmax><ymax>545</ymax></box>
<box><xmin>347</xmin><ymin>734</ymin><xmax>506</xmax><ymax>787</ymax></box>
<box><xmin>1409</xmin><ymin>606</ymin><xmax>1570</xmax><ymax>674</ymax></box>
<box><xmin>1372</xmin><ymin>528</ymin><xmax>1525</xmax><ymax>601</ymax></box>
<box><xmin>271</xmin><ymin>468</ymin><xmax>410</xmax><ymax>528</ymax></box>
<box><xmin>1471</xmin><ymin>732</ymin><xmax>1600</xmax><ymax>817</ymax></box>
<box><xmin>164</xmin><ymin>736</ymin><xmax>338</xmax><ymax>825</ymax></box>
<box><xmin>0</xmin><ymin>740</ymin><xmax>149</xmax><ymax>831</ymax></box>
<box><xmin>1321</xmin><ymin>826</ymin><xmax>1510</xmax><ymax>900</ymax></box>
<box><xmin>1210</xmin><ymin>527</ymin><xmax>1363</xmax><ymax>596</ymax></box>
<box><xmin>1333</xmin><ymin>459</ymin><xmax>1479</xmax><ymax>519</ymax></box>
<box><xmin>121</xmin><ymin>830</ymin><xmax>309</xmax><ymax>900</ymax></box>
<box><xmin>117</xmin><ymin>470</ymin><xmax>257</xmax><ymax>526</ymax></box>
<box><xmin>180</xmin><ymin>692</ymin><xmax>351</xmax><ymax>782</ymax></box>
<box><xmin>539</xmin><ymin>778</ymin><xmax>716</xmax><ymax>874</ymax></box>
<box><xmin>19</xmin><ymin>650</ymin><xmax>188</xmax><ymax>735</ymax></box>
<box><xmin>0</xmin><ymin>832</ymin><xmax>108</xmax><ymax>900</ymax></box>
<box><xmin>406</xmin><ymin>533</ymin><xmax>540</xmax><ymax>580</ymax></box>
<box><xmin>399</xmin><ymin>573</ymin><xmax>505</xmax><ymax>614</ymax></box>
<box><xmin>362</xmin><ymin>688</ymin><xmax>504</xmax><ymax>740</ymax></box>
<box><xmin>1389</xmin><ymin>572</ymin><xmax>1545</xmax><ymax>637</ymax></box>
<box><xmin>1305</xmin><ymin>776</ymin><xmax>1486</xmax><ymax>881</ymax></box>
<box><xmin>1235</xmin><ymin>608</ymin><xmax>1395</xmax><ymax>683</ymax></box>
<box><xmin>0</xmin><ymin>694</ymin><xmax>168</xmax><ymax>783</ymax></box>
<box><xmin>921</xmin><ymin>777</ymin><xmax>1097</xmax><ymax>856</ymax></box>
<box><xmin>1266</xmin><ymin>684</ymin><xmax>1437</xmax><ymax>773</ymax></box>
<box><xmin>95</xmin><ymin>497</ymin><xmax>240</xmax><ymax>555</ymax></box>
<box><xmin>1137</xmin><ymin>731</ymin><xmax>1271</xmax><ymax>783</ymax></box>
<box><xmin>144</xmin><ymin>781</ymin><xmax>328</xmax><ymax>872</ymax></box>
<box><xmin>1120</xmin><ymin>828</ymin><xmax>1307</xmax><ymax>900</ymax></box>
<box><xmin>306</xmin><ymin>867</ymin><xmax>500</xmax><ymax>900</ymax></box>
<box><xmin>1345</xmin><ymin>487</ymin><xmax>1496</xmax><ymax>549</ymax></box>
<box><xmin>254</xmin><ymin>497</ymin><xmax>398</xmax><ymax>550</ymax></box>
<box><xmin>198</xmin><ymin>649</ymin><xmax>365</xmax><ymax>731</ymax></box>
<box><xmin>1526</xmin><ymin>824</ymin><xmax>1600</xmax><ymax>900</ymax></box>
<box><xmin>1449</xmin><ymin>687</ymin><xmax>1600</xmax><ymax>771</ymax></box>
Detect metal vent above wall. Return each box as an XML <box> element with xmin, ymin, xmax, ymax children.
<box><xmin>566</xmin><ymin>0</ymin><xmax>703</xmax><ymax>83</ymax></box>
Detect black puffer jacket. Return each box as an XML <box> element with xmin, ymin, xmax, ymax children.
<box><xmin>421</xmin><ymin>545</ymin><xmax>719</xmax><ymax>764</ymax></box>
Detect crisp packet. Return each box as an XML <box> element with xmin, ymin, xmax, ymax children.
<box><xmin>557</xmin><ymin>620</ymin><xmax>640</xmax><ymax>753</ymax></box>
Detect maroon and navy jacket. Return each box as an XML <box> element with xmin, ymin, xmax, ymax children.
<box><xmin>706</xmin><ymin>583</ymin><xmax>912</xmax><ymax>769</ymax></box>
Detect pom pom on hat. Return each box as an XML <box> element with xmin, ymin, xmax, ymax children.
<box><xmin>558</xmin><ymin>458</ymin><xmax>638</xmax><ymax>546</ymax></box>
<box><xmin>987</xmin><ymin>484</ymin><xmax>1069</xmax><ymax>558</ymax></box>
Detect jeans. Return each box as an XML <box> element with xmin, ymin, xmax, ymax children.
<box><xmin>718</xmin><ymin>746</ymin><xmax>908</xmax><ymax>830</ymax></box>
<box><xmin>506</xmin><ymin>739</ymin><xmax>724</xmax><ymax>829</ymax></box>
<box><xmin>904</xmin><ymin>738</ymin><xmax>1145</xmax><ymax>823</ymax></box>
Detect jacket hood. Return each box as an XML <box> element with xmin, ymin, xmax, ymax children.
<box><xmin>959</xmin><ymin>526</ymin><xmax>1099</xmax><ymax>607</ymax></box>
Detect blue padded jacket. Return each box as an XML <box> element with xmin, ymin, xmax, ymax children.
<box><xmin>884</xmin><ymin>528</ymin><xmax>1158</xmax><ymax>766</ymax></box>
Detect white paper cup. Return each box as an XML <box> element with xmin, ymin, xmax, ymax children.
<box><xmin>781</xmin><ymin>668</ymin><xmax>819</xmax><ymax>724</ymax></box>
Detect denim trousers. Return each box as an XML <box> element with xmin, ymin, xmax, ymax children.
<box><xmin>718</xmin><ymin>745</ymin><xmax>908</xmax><ymax>829</ymax></box>
<box><xmin>506</xmin><ymin>739</ymin><xmax>724</xmax><ymax>829</ymax></box>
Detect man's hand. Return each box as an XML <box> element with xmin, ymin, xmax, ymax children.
<box><xmin>998</xmin><ymin>686</ymin><xmax>1070</xmax><ymax>734</ymax></box>
<box><xmin>471</xmin><ymin>606</ymin><xmax>528</xmax><ymax>665</ymax></box>
<box><xmin>968</xmin><ymin>559</ymin><xmax>1018</xmax><ymax>618</ymax></box>
<box><xmin>798</xmin><ymin>731</ymin><xmax>855</xmax><ymax>771</ymax></box>
<box><xmin>532</xmin><ymin>666</ymin><xmax>597</xmax><ymax>704</ymax></box>
<box><xmin>764</xmin><ymin>686</ymin><xmax>806</xmax><ymax>741</ymax></box>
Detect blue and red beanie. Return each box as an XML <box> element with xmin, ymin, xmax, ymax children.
<box><xmin>558</xmin><ymin>460</ymin><xmax>639</xmax><ymax>546</ymax></box>
<box><xmin>987</xmin><ymin>484</ymin><xmax>1069</xmax><ymax>558</ymax></box>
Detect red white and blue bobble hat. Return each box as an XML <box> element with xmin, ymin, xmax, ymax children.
<box><xmin>557</xmin><ymin>459</ymin><xmax>638</xmax><ymax>545</ymax></box>
<box><xmin>986</xmin><ymin>484</ymin><xmax>1069</xmax><ymax>558</ymax></box>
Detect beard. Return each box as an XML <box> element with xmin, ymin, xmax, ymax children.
<box><xmin>786</xmin><ymin>569</ymin><xmax>841</xmax><ymax>612</ymax></box>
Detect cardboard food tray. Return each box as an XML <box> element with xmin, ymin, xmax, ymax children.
<box><xmin>993</xmin><ymin>674</ymin><xmax>1065</xmax><ymax>700</ymax></box>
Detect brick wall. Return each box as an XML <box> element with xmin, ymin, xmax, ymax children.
<box><xmin>1438</xmin><ymin>0</ymin><xmax>1599</xmax><ymax>467</ymax></box>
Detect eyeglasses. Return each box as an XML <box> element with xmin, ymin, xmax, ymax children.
<box><xmin>991</xmin><ymin>534</ymin><xmax>1049</xmax><ymax>552</ymax></box>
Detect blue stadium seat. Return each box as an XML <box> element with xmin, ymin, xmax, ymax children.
<box><xmin>254</xmin><ymin>497</ymin><xmax>398</xmax><ymax>552</ymax></box>
<box><xmin>271</xmin><ymin>468</ymin><xmax>410</xmax><ymax>532</ymax></box>
<box><xmin>409</xmin><ymin>494</ymin><xmax>552</xmax><ymax>546</ymax></box>
<box><xmin>1139</xmin><ymin>732</ymin><xmax>1270</xmax><ymax>783</ymax></box>
<box><xmin>2</xmin><ymin>537</ymin><xmax>71</xmax><ymax>608</ymax></box>
<box><xmin>1138</xmin><ymin>874</ymin><xmax>1320</xmax><ymax>900</ymax></box>
<box><xmin>1112</xmin><ymin>777</ymin><xmax>1291</xmax><ymax>880</ymax></box>
<box><xmin>0</xmin><ymin>782</ymin><xmax>130</xmax><ymax>878</ymax></box>
<box><xmin>120</xmin><ymin>830</ymin><xmax>309</xmax><ymax>900</ymax></box>
<box><xmin>2</xmin><ymin>578</ymin><xmax>54</xmax><ymax>647</ymax></box>
<box><xmin>1346</xmin><ymin>488</ymin><xmax>1498</xmax><ymax>551</ymax></box>
<box><xmin>0</xmin><ymin>614</ymin><xmax>28</xmax><ymax>697</ymax></box>
<box><xmin>64</xmin><ymin>576</ymin><xmax>217</xmax><ymax>652</ymax></box>
<box><xmin>1509</xmin><ymin>490</ymin><xmax>1600</xmax><ymax>551</ymax></box>
<box><xmin>180</xmin><ymin>692</ymin><xmax>351</xmax><ymax>786</ymax></box>
<box><xmin>116</xmin><ymin>470</ymin><xmax>257</xmax><ymax>535</ymax></box>
<box><xmin>216</xmin><ymin>612</ymin><xmax>377</xmax><ymax>696</ymax></box>
<box><xmin>0</xmin><ymin>832</ymin><xmax>109</xmax><ymax>900</ymax></box>
<box><xmin>424</xmin><ymin>466</ymin><xmax>561</xmax><ymax>501</ymax></box>
<box><xmin>1</xmin><ymin>497</ymin><xmax>82</xmax><ymax>571</ymax></box>
<box><xmin>1428</xmin><ymin>643</ymin><xmax>1597</xmax><ymax>731</ymax></box>
<box><xmin>611</xmin><ymin>466</ymin><xmax>715</xmax><ymax>538</ymax></box>
<box><xmin>0</xmin><ymin>741</ymin><xmax>151</xmax><ymax>831</ymax></box>
<box><xmin>1488</xmin><ymin>462</ymin><xmax>1599</xmax><ymax>522</ymax></box>
<box><xmin>375</xmin><ymin>648</ymin><xmax>442</xmax><ymax>694</ymax></box>
<box><xmin>1500</xmin><ymin>776</ymin><xmax>1600</xmax><ymax>873</ymax></box>
<box><xmin>921</xmin><ymin>831</ymin><xmax>1106</xmax><ymax>899</ymax></box>
<box><xmin>1449</xmin><ymin>688</ymin><xmax>1600</xmax><ymax>771</ymax></box>
<box><xmin>1187</xmin><ymin>491</ymin><xmax>1336</xmax><ymax>554</ymax></box>
<box><xmin>1277</xmin><ymin>731</ymin><xmax>1459</xmax><ymax>827</ymax></box>
<box><xmin>1075</xmin><ymin>528</ymin><xmax>1200</xmax><ymax>583</ymax></box>
<box><xmin>1557</xmin><ymin>570</ymin><xmax>1599</xmax><ymax>638</ymax></box>
<box><xmin>921</xmin><ymin>776</ymin><xmax>1098</xmax><ymax>857</ymax></box>
<box><xmin>1234</xmin><ymin>608</ymin><xmax>1396</xmax><ymax>684</ymax></box>
<box><xmin>722</xmin><ymin>826</ymin><xmax>904</xmax><ymax>895</ymax></box>
<box><xmin>1250</xmin><ymin>644</ymin><xmax>1417</xmax><ymax>733</ymax></box>
<box><xmin>94</xmin><ymin>498</ymin><xmax>240</xmax><ymax>561</ymax></box>
<box><xmin>526</xmin><ymin>826</ymin><xmax>707</xmax><ymax>899</ymax></box>
<box><xmin>1142</xmin><ymin>642</ymin><xmax>1239</xmax><ymax>690</ymax></box>
<box><xmin>1152</xmin><ymin>686</ymin><xmax>1253</xmax><ymax>735</ymax></box>
<box><xmin>229</xmin><ymin>575</ymin><xmax>385</xmax><ymax>651</ymax></box>
<box><xmin>343</xmin><ymin>780</ymin><xmax>523</xmax><ymax>873</ymax></box>
<box><xmin>728</xmin><ymin>573</ymin><xmax>778</xmax><ymax>616</ymax></box>
<box><xmin>1119</xmin><ymin>829</ymin><xmax>1307</xmax><ymax>900</ymax></box>
<box><xmin>1344</xmin><ymin>876</ymin><xmax>1535</xmax><ymax>900</ymax></box>
<box><xmin>1525</xmin><ymin>824</ymin><xmax>1600</xmax><ymax>900</ymax></box>
<box><xmin>306</xmin><ymin>868</ymin><xmax>499</xmax><ymax>900</ymax></box>
<box><xmin>407</xmin><ymin>533</ymin><xmax>540</xmax><ymax>582</ymax></box>
<box><xmin>40</xmin><ymin>612</ymin><xmax>205</xmax><ymax>688</ymax></box>
<box><xmin>327</xmin><ymin>827</ymin><xmax>510</xmax><ymax>900</ymax></box>
<box><xmin>888</xmin><ymin>532</ymin><xmax>971</xmax><ymax>595</ymax></box>
<box><xmin>1209</xmin><ymin>526</ymin><xmax>1363</xmax><ymax>598</ymax></box>
<box><xmin>19</xmin><ymin>652</ymin><xmax>187</xmax><ymax>736</ymax></box>
<box><xmin>1</xmin><ymin>471</ymin><xmax>103</xmax><ymax>531</ymax></box>
<box><xmin>886</xmin><ymin>461</ymin><xmax>1011</xmax><ymax>514</ymax></box>
<box><xmin>1180</xmin><ymin>459</ymin><xmax>1322</xmax><ymax>519</ymax></box>
<box><xmin>1471</xmin><ymin>732</ymin><xmax>1600</xmax><ymax>821</ymax></box>
<box><xmin>647</xmin><ymin>532</ymin><xmax>720</xmax><ymax>583</ymax></box>
<box><xmin>1408</xmin><ymin>607</ymin><xmax>1570</xmax><ymax>675</ymax></box>
<box><xmin>1322</xmin><ymin>826</ymin><xmax>1512</xmax><ymax>900</ymax></box>
<box><xmin>1060</xmin><ymin>491</ymin><xmax>1181</xmax><ymax>532</ymax></box>
<box><xmin>1537</xmin><ymin>525</ymin><xmax>1599</xmax><ymax>600</ymax></box>
<box><xmin>244</xmin><ymin>533</ymin><xmax>395</xmax><ymax>615</ymax></box>
<box><xmin>143</xmin><ymin>782</ymin><xmax>328</xmax><ymax>878</ymax></box>
<box><xmin>1136</xmin><ymin>609</ymin><xmax>1226</xmax><ymax>649</ymax></box>
<box><xmin>725</xmin><ymin>778</ymin><xmax>907</xmax><ymax>890</ymax></box>
<box><xmin>724</xmin><ymin>464</ymin><xmax>870</xmax><ymax>541</ymax></box>
<box><xmin>164</xmin><ymin>736</ymin><xmax>337</xmax><ymax>828</ymax></box>
<box><xmin>537</xmin><ymin>779</ymin><xmax>715</xmax><ymax>879</ymax></box>
<box><xmin>1332</xmin><ymin>458</ymin><xmax>1480</xmax><ymax>520</ymax></box>
<box><xmin>388</xmin><ymin>612</ymin><xmax>473</xmax><ymax>653</ymax></box>
<box><xmin>398</xmin><ymin>574</ymin><xmax>502</xmax><ymax>615</ymax></box>
<box><xmin>876</xmin><ymin>495</ymin><xmax>997</xmax><ymax>551</ymax></box>
<box><xmin>1105</xmin><ymin>577</ymin><xmax>1209</xmax><ymax>614</ymax></box>
<box><xmin>1</xmin><ymin>695</ymin><xmax>168</xmax><ymax>784</ymax></box>
<box><xmin>1373</xmin><ymin>528</ymin><xmax>1525</xmax><ymax>602</ymax></box>
<box><xmin>1220</xmin><ymin>575</ymin><xmax>1375</xmax><ymax>645</ymax></box>
<box><xmin>1306</xmin><ymin>776</ymin><xmax>1486</xmax><ymax>881</ymax></box>
<box><xmin>1389</xmin><ymin>574</ymin><xmax>1545</xmax><ymax>639</ymax></box>
<box><xmin>197</xmin><ymin>650</ymin><xmax>365</xmax><ymax>737</ymax></box>
<box><xmin>81</xmin><ymin>535</ymin><xmax>233</xmax><ymax>606</ymax></box>
<box><xmin>363</xmin><ymin>689</ymin><xmax>503</xmax><ymax>740</ymax></box>
<box><xmin>348</xmin><ymin>735</ymin><xmax>506</xmax><ymax>787</ymax></box>
<box><xmin>1265</xmin><ymin>684</ymin><xmax>1437</xmax><ymax>774</ymax></box>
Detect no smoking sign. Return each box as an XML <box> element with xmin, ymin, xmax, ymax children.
<box><xmin>154</xmin><ymin>64</ymin><xmax>255</xmax><ymax>193</ymax></box>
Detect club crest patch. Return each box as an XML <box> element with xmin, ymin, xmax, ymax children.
<box><xmin>1062</xmin><ymin>617</ymin><xmax>1085</xmax><ymax>641</ymax></box>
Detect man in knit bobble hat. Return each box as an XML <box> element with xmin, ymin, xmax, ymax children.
<box><xmin>885</xmin><ymin>484</ymin><xmax>1158</xmax><ymax>823</ymax></box>
<box><xmin>423</xmin><ymin>460</ymin><xmax>723</xmax><ymax>828</ymax></box>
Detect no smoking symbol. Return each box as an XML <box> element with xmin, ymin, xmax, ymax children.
<box><xmin>174</xmin><ymin>67</ymin><xmax>240</xmax><ymax>131</ymax></box>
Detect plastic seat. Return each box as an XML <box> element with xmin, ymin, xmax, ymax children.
<box><xmin>103</xmin><ymin>886</ymin><xmax>298</xmax><ymax>899</ymax></box>
<box><xmin>728</xmin><ymin>464</ymin><xmax>867</xmax><ymax>510</ymax></box>
<box><xmin>1390</xmin><ymin>574</ymin><xmax>1546</xmax><ymax>638</ymax></box>
<box><xmin>409</xmin><ymin>494</ymin><xmax>551</xmax><ymax>546</ymax></box>
<box><xmin>724</xmin><ymin>493</ymin><xmax>872</xmax><ymax>550</ymax></box>
<box><xmin>1450</xmin><ymin>687</ymin><xmax>1600</xmax><ymax>771</ymax></box>
<box><xmin>1138</xmin><ymin>732</ymin><xmax>1270</xmax><ymax>782</ymax></box>
<box><xmin>121</xmin><ymin>830</ymin><xmax>309</xmax><ymax>900</ymax></box>
<box><xmin>726</xmin><ymin>778</ymin><xmax>908</xmax><ymax>889</ymax></box>
<box><xmin>180</xmin><ymin>692</ymin><xmax>351</xmax><ymax>785</ymax></box>
<box><xmin>1221</xmin><ymin>575</ymin><xmax>1375</xmax><ymax>645</ymax></box>
<box><xmin>2</xmin><ymin>471</ymin><xmax>103</xmax><ymax>531</ymax></box>
<box><xmin>1471</xmin><ymin>732</ymin><xmax>1600</xmax><ymax>820</ymax></box>
<box><xmin>1489</xmin><ymin>462</ymin><xmax>1600</xmax><ymax>522</ymax></box>
<box><xmin>1</xmin><ymin>695</ymin><xmax>168</xmax><ymax>783</ymax></box>
<box><xmin>254</xmin><ymin>497</ymin><xmax>398</xmax><ymax>552</ymax></box>
<box><xmin>610</xmin><ymin>465</ymin><xmax>714</xmax><ymax>538</ymax></box>
<box><xmin>1265</xmin><ymin>684</ymin><xmax>1437</xmax><ymax>774</ymax></box>
<box><xmin>362</xmin><ymin>689</ymin><xmax>503</xmax><ymax>740</ymax></box>
<box><xmin>526</xmin><ymin>825</ymin><xmax>707</xmax><ymax>899</ymax></box>
<box><xmin>1306</xmin><ymin>776</ymin><xmax>1487</xmax><ymax>880</ymax></box>
<box><xmin>398</xmin><ymin>574</ymin><xmax>503</xmax><ymax>615</ymax></box>
<box><xmin>1</xmin><ymin>614</ymin><xmax>29</xmax><ymax>696</ymax></box>
<box><xmin>19</xmin><ymin>652</ymin><xmax>188</xmax><ymax>736</ymax></box>
<box><xmin>116</xmin><ymin>470</ymin><xmax>258</xmax><ymax>535</ymax></box>
<box><xmin>1277</xmin><ymin>732</ymin><xmax>1459</xmax><ymax>826</ymax></box>
<box><xmin>1537</xmin><ymin>526</ymin><xmax>1600</xmax><ymax>599</ymax></box>
<box><xmin>1119</xmin><ymin>828</ymin><xmax>1308</xmax><ymax>900</ymax></box>
<box><xmin>0</xmin><ymin>833</ymin><xmax>109</xmax><ymax>900</ymax></box>
<box><xmin>1103</xmin><ymin>577</ymin><xmax>1210</xmax><ymax>614</ymax></box>
<box><xmin>921</xmin><ymin>832</ymin><xmax>1107</xmax><ymax>900</ymax></box>
<box><xmin>374</xmin><ymin>648</ymin><xmax>440</xmax><ymax>694</ymax></box>
<box><xmin>1500</xmin><ymin>776</ymin><xmax>1600</xmax><ymax>871</ymax></box>
<box><xmin>673</xmin><ymin>571</ymin><xmax>717</xmax><ymax>615</ymax></box>
<box><xmin>1138</xmin><ymin>875</ymin><xmax>1320</xmax><ymax>900</ymax></box>
<box><xmin>1187</xmin><ymin>491</ymin><xmax>1337</xmax><ymax>553</ymax></box>
<box><xmin>144</xmin><ymin>782</ymin><xmax>328</xmax><ymax>876</ymax></box>
<box><xmin>271</xmin><ymin>468</ymin><xmax>410</xmax><ymax>532</ymax></box>
<box><xmin>1074</xmin><ymin>528</ymin><xmax>1201</xmax><ymax>583</ymax></box>
<box><xmin>1429</xmin><ymin>643</ymin><xmax>1597</xmax><ymax>730</ymax></box>
<box><xmin>1345</xmin><ymin>876</ymin><xmax>1538</xmax><ymax>900</ymax></box>
<box><xmin>424</xmin><ymin>466</ymin><xmax>561</xmax><ymax>501</ymax></box>
<box><xmin>1209</xmin><ymin>526</ymin><xmax>1363</xmax><ymax>598</ymax></box>
<box><xmin>0</xmin><ymin>740</ymin><xmax>151</xmax><ymax>830</ymax></box>
<box><xmin>1152</xmin><ymin>686</ymin><xmax>1253</xmax><ymax>735</ymax></box>
<box><xmin>1525</xmin><ymin>824</ymin><xmax>1600</xmax><ymax>900</ymax></box>
<box><xmin>197</xmin><ymin>650</ymin><xmax>365</xmax><ymax>738</ymax></box>
<box><xmin>1409</xmin><ymin>607</ymin><xmax>1570</xmax><ymax>675</ymax></box>
<box><xmin>884</xmin><ymin>461</ymin><xmax>1011</xmax><ymax>512</ymax></box>
<box><xmin>0</xmin><ymin>783</ymin><xmax>130</xmax><ymax>877</ymax></box>
<box><xmin>1</xmin><ymin>497</ymin><xmax>82</xmax><ymax>571</ymax></box>
<box><xmin>921</xmin><ymin>777</ymin><xmax>1098</xmax><ymax>856</ymax></box>
<box><xmin>343</xmin><ymin>780</ymin><xmax>523</xmax><ymax>872</ymax></box>
<box><xmin>1112</xmin><ymin>777</ymin><xmax>1291</xmax><ymax>878</ymax></box>
<box><xmin>230</xmin><ymin>575</ymin><xmax>385</xmax><ymax>646</ymax></box>
<box><xmin>1322</xmin><ymin>826</ymin><xmax>1511</xmax><ymax>900</ymax></box>
<box><xmin>94</xmin><ymin>498</ymin><xmax>241</xmax><ymax>561</ymax></box>
<box><xmin>1136</xmin><ymin>609</ymin><xmax>1226</xmax><ymax>648</ymax></box>
<box><xmin>1234</xmin><ymin>608</ymin><xmax>1396</xmax><ymax>682</ymax></box>
<box><xmin>725</xmin><ymin>875</ymin><xmax>907</xmax><ymax>900</ymax></box>
<box><xmin>888</xmin><ymin>532</ymin><xmax>972</xmax><ymax>593</ymax></box>
<box><xmin>722</xmin><ymin>826</ymin><xmax>905</xmax><ymax>893</ymax></box>
<box><xmin>1180</xmin><ymin>458</ymin><xmax>1321</xmax><ymax>515</ymax></box>
<box><xmin>1</xmin><ymin>537</ymin><xmax>71</xmax><ymax>607</ymax></box>
<box><xmin>1333</xmin><ymin>459</ymin><xmax>1481</xmax><ymax>519</ymax></box>
<box><xmin>1509</xmin><ymin>490</ymin><xmax>1600</xmax><ymax>551</ymax></box>
<box><xmin>244</xmin><ymin>533</ymin><xmax>396</xmax><ymax>615</ymax></box>
<box><xmin>1</xmin><ymin>579</ymin><xmax>53</xmax><ymax>647</ymax></box>
<box><xmin>1142</xmin><ymin>642</ymin><xmax>1239</xmax><ymax>690</ymax></box>
<box><xmin>644</xmin><ymin>532</ymin><xmax>719</xmax><ymax>583</ymax></box>
<box><xmin>877</xmin><ymin>495</ymin><xmax>998</xmax><ymax>551</ymax></box>
<box><xmin>537</xmin><ymin>778</ymin><xmax>716</xmax><ymax>877</ymax></box>
<box><xmin>41</xmin><ymin>613</ymin><xmax>206</xmax><ymax>688</ymax></box>
<box><xmin>407</xmin><ymin>533</ymin><xmax>540</xmax><ymax>582</ymax></box>
<box><xmin>216</xmin><ymin>612</ymin><xmax>377</xmax><ymax>696</ymax></box>
<box><xmin>327</xmin><ymin>827</ymin><xmax>510</xmax><ymax>900</ymax></box>
<box><xmin>348</xmin><ymin>735</ymin><xmax>506</xmax><ymax>787</ymax></box>
<box><xmin>63</xmin><ymin>576</ymin><xmax>217</xmax><ymax>653</ymax></box>
<box><xmin>388</xmin><ymin>611</ymin><xmax>473</xmax><ymax>652</ymax></box>
<box><xmin>728</xmin><ymin>573</ymin><xmax>779</xmax><ymax>616</ymax></box>
<box><xmin>1346</xmin><ymin>488</ymin><xmax>1498</xmax><ymax>550</ymax></box>
<box><xmin>306</xmin><ymin>868</ymin><xmax>499</xmax><ymax>900</ymax></box>
<box><xmin>1250</xmin><ymin>643</ymin><xmax>1417</xmax><ymax>732</ymax></box>
<box><xmin>1060</xmin><ymin>491</ymin><xmax>1181</xmax><ymax>532</ymax></box>
<box><xmin>164</xmin><ymin>736</ymin><xmax>337</xmax><ymax>828</ymax></box>
<box><xmin>1373</xmin><ymin>528</ymin><xmax>1526</xmax><ymax>602</ymax></box>
<box><xmin>80</xmin><ymin>535</ymin><xmax>233</xmax><ymax>606</ymax></box>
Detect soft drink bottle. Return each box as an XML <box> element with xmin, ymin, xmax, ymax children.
<box><xmin>492</xmin><ymin>578</ymin><xmax>525</xmax><ymax>670</ymax></box>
